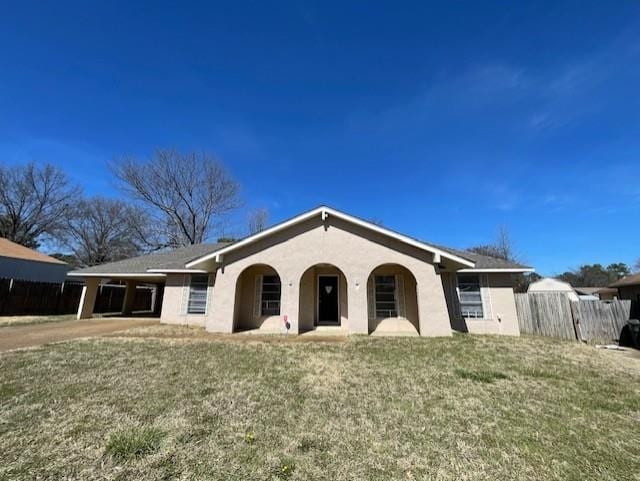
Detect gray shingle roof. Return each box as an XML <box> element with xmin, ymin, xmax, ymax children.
<box><xmin>71</xmin><ymin>239</ymin><xmax>530</xmax><ymax>276</ymax></box>
<box><xmin>70</xmin><ymin>243</ymin><xmax>230</xmax><ymax>275</ymax></box>
<box><xmin>432</xmin><ymin>244</ymin><xmax>532</xmax><ymax>270</ymax></box>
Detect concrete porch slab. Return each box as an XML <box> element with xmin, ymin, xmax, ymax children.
<box><xmin>370</xmin><ymin>318</ymin><xmax>419</xmax><ymax>337</ymax></box>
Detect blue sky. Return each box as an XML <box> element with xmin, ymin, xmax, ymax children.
<box><xmin>1</xmin><ymin>1</ymin><xmax>639</xmax><ymax>275</ymax></box>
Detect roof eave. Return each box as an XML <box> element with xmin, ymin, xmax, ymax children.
<box><xmin>67</xmin><ymin>272</ymin><xmax>167</xmax><ymax>278</ymax></box>
<box><xmin>457</xmin><ymin>268</ymin><xmax>535</xmax><ymax>273</ymax></box>
<box><xmin>146</xmin><ymin>268</ymin><xmax>208</xmax><ymax>273</ymax></box>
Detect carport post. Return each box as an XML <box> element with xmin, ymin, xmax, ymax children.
<box><xmin>122</xmin><ymin>280</ymin><xmax>138</xmax><ymax>315</ymax></box>
<box><xmin>152</xmin><ymin>284</ymin><xmax>164</xmax><ymax>315</ymax></box>
<box><xmin>77</xmin><ymin>278</ymin><xmax>100</xmax><ymax>320</ymax></box>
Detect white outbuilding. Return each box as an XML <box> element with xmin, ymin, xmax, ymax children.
<box><xmin>527</xmin><ymin>277</ymin><xmax>580</xmax><ymax>302</ymax></box>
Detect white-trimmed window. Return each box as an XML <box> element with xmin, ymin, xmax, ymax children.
<box><xmin>261</xmin><ymin>275</ymin><xmax>281</xmax><ymax>316</ymax></box>
<box><xmin>375</xmin><ymin>275</ymin><xmax>397</xmax><ymax>318</ymax></box>
<box><xmin>187</xmin><ymin>274</ymin><xmax>209</xmax><ymax>314</ymax></box>
<box><xmin>457</xmin><ymin>274</ymin><xmax>483</xmax><ymax>318</ymax></box>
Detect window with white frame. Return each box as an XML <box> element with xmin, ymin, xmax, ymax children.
<box><xmin>457</xmin><ymin>274</ymin><xmax>483</xmax><ymax>318</ymax></box>
<box><xmin>375</xmin><ymin>275</ymin><xmax>397</xmax><ymax>318</ymax></box>
<box><xmin>261</xmin><ymin>275</ymin><xmax>281</xmax><ymax>316</ymax></box>
<box><xmin>187</xmin><ymin>274</ymin><xmax>209</xmax><ymax>314</ymax></box>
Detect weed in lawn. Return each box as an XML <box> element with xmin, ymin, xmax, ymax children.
<box><xmin>105</xmin><ymin>426</ymin><xmax>165</xmax><ymax>460</ymax></box>
<box><xmin>455</xmin><ymin>368</ymin><xmax>509</xmax><ymax>383</ymax></box>
<box><xmin>272</xmin><ymin>460</ymin><xmax>295</xmax><ymax>479</ymax></box>
<box><xmin>244</xmin><ymin>431</ymin><xmax>256</xmax><ymax>444</ymax></box>
<box><xmin>0</xmin><ymin>383</ymin><xmax>17</xmax><ymax>399</ymax></box>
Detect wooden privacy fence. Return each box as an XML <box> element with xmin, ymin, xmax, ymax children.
<box><xmin>515</xmin><ymin>292</ymin><xmax>632</xmax><ymax>343</ymax></box>
<box><xmin>0</xmin><ymin>278</ymin><xmax>154</xmax><ymax>316</ymax></box>
<box><xmin>571</xmin><ymin>301</ymin><xmax>631</xmax><ymax>344</ymax></box>
<box><xmin>515</xmin><ymin>292</ymin><xmax>576</xmax><ymax>340</ymax></box>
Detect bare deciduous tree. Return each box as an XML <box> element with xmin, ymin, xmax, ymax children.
<box><xmin>468</xmin><ymin>225</ymin><xmax>518</xmax><ymax>262</ymax></box>
<box><xmin>634</xmin><ymin>258</ymin><xmax>640</xmax><ymax>273</ymax></box>
<box><xmin>0</xmin><ymin>162</ymin><xmax>80</xmax><ymax>248</ymax></box>
<box><xmin>61</xmin><ymin>197</ymin><xmax>151</xmax><ymax>266</ymax></box>
<box><xmin>247</xmin><ymin>208</ymin><xmax>269</xmax><ymax>235</ymax></box>
<box><xmin>110</xmin><ymin>149</ymin><xmax>240</xmax><ymax>247</ymax></box>
<box><xmin>468</xmin><ymin>225</ymin><xmax>536</xmax><ymax>293</ymax></box>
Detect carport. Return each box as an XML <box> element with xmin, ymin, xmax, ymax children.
<box><xmin>67</xmin><ymin>244</ymin><xmax>226</xmax><ymax>320</ymax></box>
<box><xmin>72</xmin><ymin>274</ymin><xmax>166</xmax><ymax>319</ymax></box>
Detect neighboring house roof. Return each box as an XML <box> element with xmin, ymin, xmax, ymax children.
<box><xmin>574</xmin><ymin>287</ymin><xmax>618</xmax><ymax>296</ymax></box>
<box><xmin>70</xmin><ymin>205</ymin><xmax>534</xmax><ymax>278</ymax></box>
<box><xmin>0</xmin><ymin>237</ymin><xmax>66</xmax><ymax>265</ymax></box>
<box><xmin>610</xmin><ymin>274</ymin><xmax>640</xmax><ymax>288</ymax></box>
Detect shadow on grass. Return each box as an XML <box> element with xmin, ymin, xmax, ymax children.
<box><xmin>455</xmin><ymin>368</ymin><xmax>509</xmax><ymax>383</ymax></box>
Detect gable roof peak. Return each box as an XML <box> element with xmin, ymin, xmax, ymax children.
<box><xmin>185</xmin><ymin>205</ymin><xmax>476</xmax><ymax>269</ymax></box>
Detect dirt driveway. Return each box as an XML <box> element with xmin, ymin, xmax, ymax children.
<box><xmin>0</xmin><ymin>318</ymin><xmax>159</xmax><ymax>352</ymax></box>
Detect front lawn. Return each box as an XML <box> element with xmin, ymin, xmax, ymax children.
<box><xmin>1</xmin><ymin>327</ymin><xmax>639</xmax><ymax>480</ymax></box>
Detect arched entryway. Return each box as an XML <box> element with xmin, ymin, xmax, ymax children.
<box><xmin>298</xmin><ymin>264</ymin><xmax>348</xmax><ymax>332</ymax></box>
<box><xmin>233</xmin><ymin>264</ymin><xmax>282</xmax><ymax>332</ymax></box>
<box><xmin>366</xmin><ymin>264</ymin><xmax>419</xmax><ymax>335</ymax></box>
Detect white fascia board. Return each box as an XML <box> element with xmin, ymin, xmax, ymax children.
<box><xmin>457</xmin><ymin>268</ymin><xmax>535</xmax><ymax>273</ymax></box>
<box><xmin>67</xmin><ymin>272</ymin><xmax>167</xmax><ymax>278</ymax></box>
<box><xmin>146</xmin><ymin>269</ymin><xmax>208</xmax><ymax>273</ymax></box>
<box><xmin>185</xmin><ymin>205</ymin><xmax>475</xmax><ymax>268</ymax></box>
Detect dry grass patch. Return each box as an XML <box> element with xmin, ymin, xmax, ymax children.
<box><xmin>0</xmin><ymin>331</ymin><xmax>639</xmax><ymax>480</ymax></box>
<box><xmin>0</xmin><ymin>314</ymin><xmax>75</xmax><ymax>327</ymax></box>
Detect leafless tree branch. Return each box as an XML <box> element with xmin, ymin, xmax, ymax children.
<box><xmin>247</xmin><ymin>208</ymin><xmax>269</xmax><ymax>235</ymax></box>
<box><xmin>61</xmin><ymin>197</ymin><xmax>151</xmax><ymax>266</ymax></box>
<box><xmin>0</xmin><ymin>162</ymin><xmax>81</xmax><ymax>248</ymax></box>
<box><xmin>109</xmin><ymin>149</ymin><xmax>240</xmax><ymax>247</ymax></box>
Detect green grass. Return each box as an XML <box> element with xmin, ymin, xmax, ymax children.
<box><xmin>105</xmin><ymin>426</ymin><xmax>165</xmax><ymax>460</ymax></box>
<box><xmin>0</xmin><ymin>326</ymin><xmax>639</xmax><ymax>480</ymax></box>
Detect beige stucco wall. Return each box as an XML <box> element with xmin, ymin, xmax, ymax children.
<box><xmin>200</xmin><ymin>215</ymin><xmax>452</xmax><ymax>336</ymax></box>
<box><xmin>155</xmin><ymin>215</ymin><xmax>522</xmax><ymax>337</ymax></box>
<box><xmin>441</xmin><ymin>272</ymin><xmax>520</xmax><ymax>336</ymax></box>
<box><xmin>160</xmin><ymin>273</ymin><xmax>210</xmax><ymax>327</ymax></box>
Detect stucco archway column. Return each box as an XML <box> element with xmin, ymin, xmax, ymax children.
<box><xmin>207</xmin><ymin>267</ymin><xmax>237</xmax><ymax>333</ymax></box>
<box><xmin>416</xmin><ymin>266</ymin><xmax>452</xmax><ymax>337</ymax></box>
<box><xmin>279</xmin><ymin>269</ymin><xmax>300</xmax><ymax>334</ymax></box>
<box><xmin>347</xmin><ymin>269</ymin><xmax>369</xmax><ymax>334</ymax></box>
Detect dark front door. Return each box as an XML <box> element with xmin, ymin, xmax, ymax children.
<box><xmin>318</xmin><ymin>276</ymin><xmax>339</xmax><ymax>325</ymax></box>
